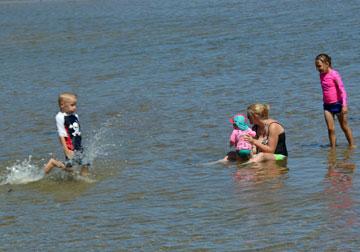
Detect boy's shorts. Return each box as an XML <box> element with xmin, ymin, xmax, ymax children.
<box><xmin>64</xmin><ymin>151</ymin><xmax>89</xmax><ymax>168</ymax></box>
<box><xmin>323</xmin><ymin>102</ymin><xmax>342</xmax><ymax>114</ymax></box>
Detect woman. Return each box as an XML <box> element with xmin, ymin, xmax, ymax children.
<box><xmin>243</xmin><ymin>103</ymin><xmax>288</xmax><ymax>162</ymax></box>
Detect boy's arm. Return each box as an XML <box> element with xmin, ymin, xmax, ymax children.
<box><xmin>58</xmin><ymin>136</ymin><xmax>74</xmax><ymax>159</ymax></box>
<box><xmin>56</xmin><ymin>113</ymin><xmax>73</xmax><ymax>159</ymax></box>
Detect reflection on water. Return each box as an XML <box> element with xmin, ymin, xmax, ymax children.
<box><xmin>324</xmin><ymin>148</ymin><xmax>356</xmax><ymax>209</ymax></box>
<box><xmin>323</xmin><ymin>148</ymin><xmax>358</xmax><ymax>235</ymax></box>
<box><xmin>31</xmin><ymin>175</ymin><xmax>96</xmax><ymax>203</ymax></box>
<box><xmin>233</xmin><ymin>160</ymin><xmax>288</xmax><ymax>186</ymax></box>
<box><xmin>326</xmin><ymin>148</ymin><xmax>356</xmax><ymax>171</ymax></box>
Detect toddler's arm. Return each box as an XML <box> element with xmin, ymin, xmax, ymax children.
<box><xmin>229</xmin><ymin>130</ymin><xmax>237</xmax><ymax>146</ymax></box>
<box><xmin>246</xmin><ymin>128</ymin><xmax>257</xmax><ymax>137</ymax></box>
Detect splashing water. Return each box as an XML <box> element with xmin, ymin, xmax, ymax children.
<box><xmin>0</xmin><ymin>156</ymin><xmax>44</xmax><ymax>185</ymax></box>
<box><xmin>0</xmin><ymin>115</ymin><xmax>118</xmax><ymax>185</ymax></box>
<box><xmin>83</xmin><ymin>117</ymin><xmax>117</xmax><ymax>166</ymax></box>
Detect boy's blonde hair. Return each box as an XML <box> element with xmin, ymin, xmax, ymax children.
<box><xmin>247</xmin><ymin>103</ymin><xmax>270</xmax><ymax>120</ymax></box>
<box><xmin>58</xmin><ymin>92</ymin><xmax>77</xmax><ymax>108</ymax></box>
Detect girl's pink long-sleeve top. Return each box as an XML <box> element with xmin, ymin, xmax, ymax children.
<box><xmin>230</xmin><ymin>128</ymin><xmax>256</xmax><ymax>151</ymax></box>
<box><xmin>319</xmin><ymin>69</ymin><xmax>348</xmax><ymax>106</ymax></box>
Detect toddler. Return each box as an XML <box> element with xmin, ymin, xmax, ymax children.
<box><xmin>227</xmin><ymin>114</ymin><xmax>256</xmax><ymax>160</ymax></box>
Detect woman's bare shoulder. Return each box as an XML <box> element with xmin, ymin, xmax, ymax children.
<box><xmin>268</xmin><ymin>120</ymin><xmax>285</xmax><ymax>133</ymax></box>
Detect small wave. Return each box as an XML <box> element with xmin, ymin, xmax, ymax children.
<box><xmin>73</xmin><ymin>174</ymin><xmax>97</xmax><ymax>183</ymax></box>
<box><xmin>0</xmin><ymin>156</ymin><xmax>44</xmax><ymax>185</ymax></box>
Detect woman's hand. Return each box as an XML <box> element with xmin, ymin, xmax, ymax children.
<box><xmin>243</xmin><ymin>134</ymin><xmax>254</xmax><ymax>144</ymax></box>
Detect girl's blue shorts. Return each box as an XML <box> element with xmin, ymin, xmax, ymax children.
<box><xmin>323</xmin><ymin>102</ymin><xmax>342</xmax><ymax>114</ymax></box>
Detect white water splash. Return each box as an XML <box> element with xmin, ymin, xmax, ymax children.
<box><xmin>0</xmin><ymin>156</ymin><xmax>44</xmax><ymax>185</ymax></box>
<box><xmin>0</xmin><ymin>115</ymin><xmax>119</xmax><ymax>185</ymax></box>
<box><xmin>83</xmin><ymin>118</ymin><xmax>117</xmax><ymax>166</ymax></box>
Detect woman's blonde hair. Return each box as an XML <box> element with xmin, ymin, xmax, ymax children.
<box><xmin>247</xmin><ymin>103</ymin><xmax>270</xmax><ymax>120</ymax></box>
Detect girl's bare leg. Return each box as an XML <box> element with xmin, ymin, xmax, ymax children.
<box><xmin>324</xmin><ymin>110</ymin><xmax>336</xmax><ymax>148</ymax></box>
<box><xmin>337</xmin><ymin>111</ymin><xmax>355</xmax><ymax>147</ymax></box>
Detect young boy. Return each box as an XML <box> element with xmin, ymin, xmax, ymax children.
<box><xmin>44</xmin><ymin>92</ymin><xmax>89</xmax><ymax>176</ymax></box>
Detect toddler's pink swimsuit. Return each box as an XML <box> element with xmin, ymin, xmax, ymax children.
<box><xmin>230</xmin><ymin>128</ymin><xmax>256</xmax><ymax>151</ymax></box>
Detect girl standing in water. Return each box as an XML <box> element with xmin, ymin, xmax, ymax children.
<box><xmin>315</xmin><ymin>53</ymin><xmax>355</xmax><ymax>148</ymax></box>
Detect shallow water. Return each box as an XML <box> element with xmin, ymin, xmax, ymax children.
<box><xmin>1</xmin><ymin>0</ymin><xmax>360</xmax><ymax>251</ymax></box>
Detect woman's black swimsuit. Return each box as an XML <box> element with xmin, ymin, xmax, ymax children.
<box><xmin>253</xmin><ymin>122</ymin><xmax>288</xmax><ymax>156</ymax></box>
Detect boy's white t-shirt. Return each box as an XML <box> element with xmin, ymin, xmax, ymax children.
<box><xmin>56</xmin><ymin>112</ymin><xmax>79</xmax><ymax>137</ymax></box>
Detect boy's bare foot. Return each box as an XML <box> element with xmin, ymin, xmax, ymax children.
<box><xmin>80</xmin><ymin>165</ymin><xmax>89</xmax><ymax>176</ymax></box>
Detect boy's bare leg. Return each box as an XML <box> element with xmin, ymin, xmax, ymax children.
<box><xmin>80</xmin><ymin>165</ymin><xmax>89</xmax><ymax>176</ymax></box>
<box><xmin>44</xmin><ymin>158</ymin><xmax>66</xmax><ymax>174</ymax></box>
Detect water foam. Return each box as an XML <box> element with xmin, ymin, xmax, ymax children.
<box><xmin>0</xmin><ymin>156</ymin><xmax>44</xmax><ymax>185</ymax></box>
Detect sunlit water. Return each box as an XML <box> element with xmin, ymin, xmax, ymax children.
<box><xmin>1</xmin><ymin>0</ymin><xmax>360</xmax><ymax>251</ymax></box>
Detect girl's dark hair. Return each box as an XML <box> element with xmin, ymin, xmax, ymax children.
<box><xmin>315</xmin><ymin>53</ymin><xmax>332</xmax><ymax>67</ymax></box>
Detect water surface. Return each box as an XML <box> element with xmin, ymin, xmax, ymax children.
<box><xmin>1</xmin><ymin>0</ymin><xmax>360</xmax><ymax>251</ymax></box>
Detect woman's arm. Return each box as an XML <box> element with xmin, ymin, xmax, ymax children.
<box><xmin>247</xmin><ymin>123</ymin><xmax>281</xmax><ymax>153</ymax></box>
<box><xmin>264</xmin><ymin>123</ymin><xmax>281</xmax><ymax>153</ymax></box>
